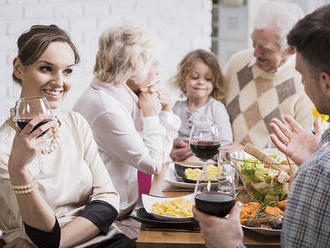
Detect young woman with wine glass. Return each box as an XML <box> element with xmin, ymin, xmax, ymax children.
<box><xmin>73</xmin><ymin>25</ymin><xmax>181</xmax><ymax>238</ymax></box>
<box><xmin>0</xmin><ymin>25</ymin><xmax>135</xmax><ymax>247</ymax></box>
<box><xmin>170</xmin><ymin>49</ymin><xmax>233</xmax><ymax>162</ymax></box>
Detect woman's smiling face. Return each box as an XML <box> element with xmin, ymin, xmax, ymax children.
<box><xmin>14</xmin><ymin>42</ymin><xmax>76</xmax><ymax>109</ymax></box>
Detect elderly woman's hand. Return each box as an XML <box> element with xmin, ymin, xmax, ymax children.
<box><xmin>148</xmin><ymin>83</ymin><xmax>172</xmax><ymax>112</ymax></box>
<box><xmin>8</xmin><ymin>114</ymin><xmax>57</xmax><ymax>176</ymax></box>
<box><xmin>156</xmin><ymin>88</ymin><xmax>172</xmax><ymax>112</ymax></box>
<box><xmin>138</xmin><ymin>90</ymin><xmax>160</xmax><ymax>117</ymax></box>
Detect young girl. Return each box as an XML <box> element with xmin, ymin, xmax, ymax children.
<box><xmin>170</xmin><ymin>49</ymin><xmax>233</xmax><ymax>162</ymax></box>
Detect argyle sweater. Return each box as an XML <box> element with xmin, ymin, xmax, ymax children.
<box><xmin>224</xmin><ymin>49</ymin><xmax>313</xmax><ymax>147</ymax></box>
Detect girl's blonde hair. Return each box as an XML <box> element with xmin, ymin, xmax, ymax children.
<box><xmin>94</xmin><ymin>24</ymin><xmax>160</xmax><ymax>85</ymax></box>
<box><xmin>171</xmin><ymin>49</ymin><xmax>226</xmax><ymax>102</ymax></box>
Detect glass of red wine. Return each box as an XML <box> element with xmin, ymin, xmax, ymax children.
<box><xmin>189</xmin><ymin>123</ymin><xmax>220</xmax><ymax>170</ymax></box>
<box><xmin>194</xmin><ymin>171</ymin><xmax>236</xmax><ymax>218</ymax></box>
<box><xmin>11</xmin><ymin>96</ymin><xmax>52</xmax><ymax>132</ymax></box>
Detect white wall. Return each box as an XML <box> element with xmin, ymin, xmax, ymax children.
<box><xmin>0</xmin><ymin>0</ymin><xmax>212</xmax><ymax>124</ymax></box>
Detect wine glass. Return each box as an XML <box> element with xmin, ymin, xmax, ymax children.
<box><xmin>194</xmin><ymin>171</ymin><xmax>236</xmax><ymax>217</ymax></box>
<box><xmin>189</xmin><ymin>123</ymin><xmax>220</xmax><ymax>169</ymax></box>
<box><xmin>11</xmin><ymin>96</ymin><xmax>52</xmax><ymax>132</ymax></box>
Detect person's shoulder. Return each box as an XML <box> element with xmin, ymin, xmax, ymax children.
<box><xmin>296</xmin><ymin>145</ymin><xmax>330</xmax><ymax>182</ymax></box>
<box><xmin>173</xmin><ymin>99</ymin><xmax>187</xmax><ymax>112</ymax></box>
<box><xmin>0</xmin><ymin>121</ymin><xmax>14</xmax><ymax>149</ymax></box>
<box><xmin>56</xmin><ymin>109</ymin><xmax>89</xmax><ymax>129</ymax></box>
<box><xmin>75</xmin><ymin>86</ymin><xmax>113</xmax><ymax>109</ymax></box>
<box><xmin>226</xmin><ymin>49</ymin><xmax>254</xmax><ymax>66</ymax></box>
<box><xmin>208</xmin><ymin>97</ymin><xmax>226</xmax><ymax>109</ymax></box>
<box><xmin>224</xmin><ymin>49</ymin><xmax>254</xmax><ymax>79</ymax></box>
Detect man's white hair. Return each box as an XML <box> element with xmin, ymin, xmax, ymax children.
<box><xmin>253</xmin><ymin>1</ymin><xmax>304</xmax><ymax>50</ymax></box>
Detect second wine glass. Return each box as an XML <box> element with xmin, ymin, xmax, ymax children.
<box><xmin>189</xmin><ymin>123</ymin><xmax>220</xmax><ymax>169</ymax></box>
<box><xmin>194</xmin><ymin>171</ymin><xmax>236</xmax><ymax>217</ymax></box>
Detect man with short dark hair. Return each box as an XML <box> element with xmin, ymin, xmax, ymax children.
<box><xmin>193</xmin><ymin>4</ymin><xmax>330</xmax><ymax>248</ymax></box>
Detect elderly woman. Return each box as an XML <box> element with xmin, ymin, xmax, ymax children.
<box><xmin>74</xmin><ymin>25</ymin><xmax>180</xmax><ymax>237</ymax></box>
<box><xmin>0</xmin><ymin>25</ymin><xmax>135</xmax><ymax>248</ymax></box>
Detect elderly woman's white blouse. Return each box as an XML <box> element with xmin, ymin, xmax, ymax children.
<box><xmin>0</xmin><ymin>110</ymin><xmax>120</xmax><ymax>246</ymax></box>
<box><xmin>74</xmin><ymin>79</ymin><xmax>181</xmax><ymax>213</ymax></box>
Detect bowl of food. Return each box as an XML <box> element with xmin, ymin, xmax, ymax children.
<box><xmin>183</xmin><ymin>164</ymin><xmax>219</xmax><ymax>183</ymax></box>
<box><xmin>142</xmin><ymin>194</ymin><xmax>194</xmax><ymax>221</ymax></box>
<box><xmin>174</xmin><ymin>162</ymin><xmax>203</xmax><ymax>179</ymax></box>
<box><xmin>229</xmin><ymin>148</ymin><xmax>293</xmax><ymax>202</ymax></box>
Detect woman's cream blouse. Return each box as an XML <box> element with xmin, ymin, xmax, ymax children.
<box><xmin>0</xmin><ymin>109</ymin><xmax>120</xmax><ymax>246</ymax></box>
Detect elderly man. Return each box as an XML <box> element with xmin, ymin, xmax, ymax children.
<box><xmin>224</xmin><ymin>1</ymin><xmax>313</xmax><ymax>148</ymax></box>
<box><xmin>170</xmin><ymin>2</ymin><xmax>313</xmax><ymax>161</ymax></box>
<box><xmin>193</xmin><ymin>4</ymin><xmax>330</xmax><ymax>248</ymax></box>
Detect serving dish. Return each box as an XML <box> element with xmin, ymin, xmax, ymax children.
<box><xmin>229</xmin><ymin>148</ymin><xmax>291</xmax><ymax>202</ymax></box>
<box><xmin>130</xmin><ymin>196</ymin><xmax>199</xmax><ymax>231</ymax></box>
<box><xmin>241</xmin><ymin>225</ymin><xmax>281</xmax><ymax>236</ymax></box>
<box><xmin>141</xmin><ymin>193</ymin><xmax>194</xmax><ymax>221</ymax></box>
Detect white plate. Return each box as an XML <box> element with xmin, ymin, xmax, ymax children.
<box><xmin>165</xmin><ymin>163</ymin><xmax>196</xmax><ymax>189</ymax></box>
<box><xmin>242</xmin><ymin>225</ymin><xmax>281</xmax><ymax>236</ymax></box>
<box><xmin>141</xmin><ymin>193</ymin><xmax>195</xmax><ymax>221</ymax></box>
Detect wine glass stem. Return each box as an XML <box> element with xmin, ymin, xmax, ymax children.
<box><xmin>202</xmin><ymin>161</ymin><xmax>207</xmax><ymax>170</ymax></box>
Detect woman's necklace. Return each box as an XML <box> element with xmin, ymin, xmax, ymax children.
<box><xmin>41</xmin><ymin>116</ymin><xmax>60</xmax><ymax>155</ymax></box>
<box><xmin>8</xmin><ymin>115</ymin><xmax>61</xmax><ymax>155</ymax></box>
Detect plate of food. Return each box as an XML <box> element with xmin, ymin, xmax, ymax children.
<box><xmin>229</xmin><ymin>147</ymin><xmax>296</xmax><ymax>202</ymax></box>
<box><xmin>164</xmin><ymin>163</ymin><xmax>196</xmax><ymax>188</ymax></box>
<box><xmin>141</xmin><ymin>194</ymin><xmax>195</xmax><ymax>221</ymax></box>
<box><xmin>165</xmin><ymin>163</ymin><xmax>220</xmax><ymax>187</ymax></box>
<box><xmin>240</xmin><ymin>200</ymin><xmax>285</xmax><ymax>236</ymax></box>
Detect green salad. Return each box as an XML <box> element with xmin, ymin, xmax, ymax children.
<box><xmin>239</xmin><ymin>157</ymin><xmax>287</xmax><ymax>202</ymax></box>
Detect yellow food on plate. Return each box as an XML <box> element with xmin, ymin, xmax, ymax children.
<box><xmin>184</xmin><ymin>165</ymin><xmax>219</xmax><ymax>181</ymax></box>
<box><xmin>152</xmin><ymin>197</ymin><xmax>193</xmax><ymax>217</ymax></box>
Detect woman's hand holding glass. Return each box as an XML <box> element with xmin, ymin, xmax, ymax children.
<box><xmin>9</xmin><ymin>97</ymin><xmax>57</xmax><ymax>175</ymax></box>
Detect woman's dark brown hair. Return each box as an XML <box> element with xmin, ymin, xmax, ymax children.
<box><xmin>13</xmin><ymin>24</ymin><xmax>80</xmax><ymax>83</ymax></box>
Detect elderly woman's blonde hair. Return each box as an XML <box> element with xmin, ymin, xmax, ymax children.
<box><xmin>94</xmin><ymin>24</ymin><xmax>161</xmax><ymax>85</ymax></box>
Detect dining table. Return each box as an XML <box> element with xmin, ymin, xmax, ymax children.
<box><xmin>136</xmin><ymin>163</ymin><xmax>281</xmax><ymax>248</ymax></box>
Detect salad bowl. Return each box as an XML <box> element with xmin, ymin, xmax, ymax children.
<box><xmin>229</xmin><ymin>149</ymin><xmax>291</xmax><ymax>202</ymax></box>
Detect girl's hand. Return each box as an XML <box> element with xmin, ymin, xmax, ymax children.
<box><xmin>138</xmin><ymin>90</ymin><xmax>160</xmax><ymax>116</ymax></box>
<box><xmin>8</xmin><ymin>114</ymin><xmax>57</xmax><ymax>175</ymax></box>
<box><xmin>269</xmin><ymin>115</ymin><xmax>322</xmax><ymax>166</ymax></box>
<box><xmin>4</xmin><ymin>238</ymin><xmax>34</xmax><ymax>248</ymax></box>
<box><xmin>170</xmin><ymin>139</ymin><xmax>193</xmax><ymax>161</ymax></box>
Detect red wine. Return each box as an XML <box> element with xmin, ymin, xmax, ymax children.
<box><xmin>195</xmin><ymin>192</ymin><xmax>235</xmax><ymax>217</ymax></box>
<box><xmin>190</xmin><ymin>141</ymin><xmax>220</xmax><ymax>161</ymax></box>
<box><xmin>17</xmin><ymin>119</ymin><xmax>50</xmax><ymax>133</ymax></box>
